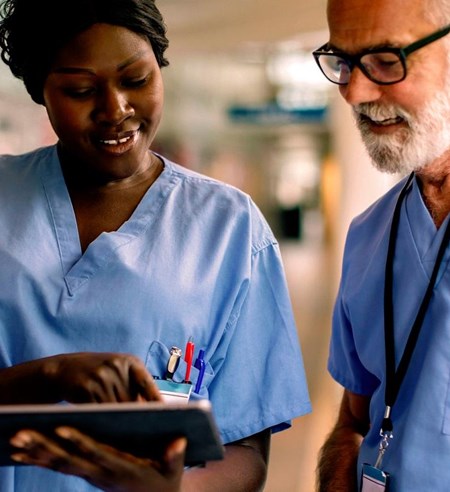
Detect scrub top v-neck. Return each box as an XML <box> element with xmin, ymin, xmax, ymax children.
<box><xmin>41</xmin><ymin>146</ymin><xmax>176</xmax><ymax>295</ymax></box>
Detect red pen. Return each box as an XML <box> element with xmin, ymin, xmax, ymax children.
<box><xmin>184</xmin><ymin>336</ymin><xmax>195</xmax><ymax>383</ymax></box>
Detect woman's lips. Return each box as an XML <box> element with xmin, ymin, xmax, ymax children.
<box><xmin>100</xmin><ymin>136</ymin><xmax>132</xmax><ymax>145</ymax></box>
<box><xmin>96</xmin><ymin>131</ymin><xmax>138</xmax><ymax>154</ymax></box>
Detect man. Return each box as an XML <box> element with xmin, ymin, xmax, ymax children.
<box><xmin>313</xmin><ymin>0</ymin><xmax>450</xmax><ymax>490</ymax></box>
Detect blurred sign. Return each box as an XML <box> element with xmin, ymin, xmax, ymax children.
<box><xmin>227</xmin><ymin>103</ymin><xmax>327</xmax><ymax>125</ymax></box>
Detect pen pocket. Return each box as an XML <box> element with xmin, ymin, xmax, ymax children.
<box><xmin>145</xmin><ymin>340</ymin><xmax>214</xmax><ymax>398</ymax></box>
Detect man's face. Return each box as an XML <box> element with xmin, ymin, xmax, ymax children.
<box><xmin>327</xmin><ymin>0</ymin><xmax>450</xmax><ymax>174</ymax></box>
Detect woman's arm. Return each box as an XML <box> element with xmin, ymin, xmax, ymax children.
<box><xmin>183</xmin><ymin>429</ymin><xmax>270</xmax><ymax>492</ymax></box>
<box><xmin>10</xmin><ymin>427</ymin><xmax>271</xmax><ymax>492</ymax></box>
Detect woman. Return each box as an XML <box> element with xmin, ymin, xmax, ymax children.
<box><xmin>0</xmin><ymin>0</ymin><xmax>311</xmax><ymax>490</ymax></box>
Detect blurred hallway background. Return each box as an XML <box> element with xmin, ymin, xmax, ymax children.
<box><xmin>0</xmin><ymin>1</ymin><xmax>402</xmax><ymax>490</ymax></box>
<box><xmin>266</xmin><ymin>228</ymin><xmax>339</xmax><ymax>491</ymax></box>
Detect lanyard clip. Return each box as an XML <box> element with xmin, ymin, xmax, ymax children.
<box><xmin>374</xmin><ymin>428</ymin><xmax>393</xmax><ymax>469</ymax></box>
<box><xmin>374</xmin><ymin>406</ymin><xmax>394</xmax><ymax>469</ymax></box>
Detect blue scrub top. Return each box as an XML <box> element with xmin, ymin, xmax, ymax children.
<box><xmin>0</xmin><ymin>145</ymin><xmax>310</xmax><ymax>491</ymax></box>
<box><xmin>330</xmin><ymin>175</ymin><xmax>450</xmax><ymax>491</ymax></box>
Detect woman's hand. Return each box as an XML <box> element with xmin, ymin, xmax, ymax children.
<box><xmin>40</xmin><ymin>352</ymin><xmax>161</xmax><ymax>403</ymax></box>
<box><xmin>10</xmin><ymin>426</ymin><xmax>186</xmax><ymax>492</ymax></box>
<box><xmin>0</xmin><ymin>352</ymin><xmax>161</xmax><ymax>404</ymax></box>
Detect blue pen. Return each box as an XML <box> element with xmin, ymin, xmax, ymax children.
<box><xmin>194</xmin><ymin>349</ymin><xmax>206</xmax><ymax>394</ymax></box>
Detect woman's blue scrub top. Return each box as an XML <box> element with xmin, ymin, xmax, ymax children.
<box><xmin>0</xmin><ymin>145</ymin><xmax>311</xmax><ymax>491</ymax></box>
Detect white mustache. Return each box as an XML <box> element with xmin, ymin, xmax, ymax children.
<box><xmin>353</xmin><ymin>103</ymin><xmax>411</xmax><ymax>122</ymax></box>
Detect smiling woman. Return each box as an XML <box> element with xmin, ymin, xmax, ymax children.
<box><xmin>0</xmin><ymin>1</ymin><xmax>311</xmax><ymax>491</ymax></box>
<box><xmin>42</xmin><ymin>24</ymin><xmax>166</xmax><ymax>251</ymax></box>
<box><xmin>45</xmin><ymin>25</ymin><xmax>163</xmax><ymax>167</ymax></box>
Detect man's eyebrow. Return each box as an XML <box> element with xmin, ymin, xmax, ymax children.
<box><xmin>327</xmin><ymin>41</ymin><xmax>400</xmax><ymax>54</ymax></box>
<box><xmin>51</xmin><ymin>51</ymin><xmax>148</xmax><ymax>75</ymax></box>
<box><xmin>323</xmin><ymin>43</ymin><xmax>350</xmax><ymax>54</ymax></box>
<box><xmin>326</xmin><ymin>42</ymin><xmax>341</xmax><ymax>52</ymax></box>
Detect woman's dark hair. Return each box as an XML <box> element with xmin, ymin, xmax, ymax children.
<box><xmin>0</xmin><ymin>0</ymin><xmax>170</xmax><ymax>105</ymax></box>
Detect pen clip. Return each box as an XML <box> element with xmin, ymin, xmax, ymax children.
<box><xmin>164</xmin><ymin>346</ymin><xmax>182</xmax><ymax>381</ymax></box>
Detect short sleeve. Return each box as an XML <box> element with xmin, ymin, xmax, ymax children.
<box><xmin>207</xmin><ymin>242</ymin><xmax>311</xmax><ymax>444</ymax></box>
<box><xmin>328</xmin><ymin>272</ymin><xmax>381</xmax><ymax>397</ymax></box>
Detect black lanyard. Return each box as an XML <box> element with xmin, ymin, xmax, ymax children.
<box><xmin>382</xmin><ymin>172</ymin><xmax>450</xmax><ymax>433</ymax></box>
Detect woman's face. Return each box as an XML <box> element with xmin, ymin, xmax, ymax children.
<box><xmin>43</xmin><ymin>23</ymin><xmax>164</xmax><ymax>182</ymax></box>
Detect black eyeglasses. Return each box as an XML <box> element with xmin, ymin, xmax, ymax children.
<box><xmin>312</xmin><ymin>24</ymin><xmax>450</xmax><ymax>85</ymax></box>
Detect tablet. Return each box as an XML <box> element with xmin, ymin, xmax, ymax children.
<box><xmin>0</xmin><ymin>400</ymin><xmax>224</xmax><ymax>467</ymax></box>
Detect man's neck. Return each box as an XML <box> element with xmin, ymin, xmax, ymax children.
<box><xmin>416</xmin><ymin>156</ymin><xmax>450</xmax><ymax>228</ymax></box>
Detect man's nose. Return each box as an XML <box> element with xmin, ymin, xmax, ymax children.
<box><xmin>339</xmin><ymin>66</ymin><xmax>383</xmax><ymax>106</ymax></box>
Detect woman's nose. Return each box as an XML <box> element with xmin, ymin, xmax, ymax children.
<box><xmin>94</xmin><ymin>89</ymin><xmax>135</xmax><ymax>125</ymax></box>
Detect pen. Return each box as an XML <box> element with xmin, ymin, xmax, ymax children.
<box><xmin>164</xmin><ymin>346</ymin><xmax>182</xmax><ymax>380</ymax></box>
<box><xmin>194</xmin><ymin>349</ymin><xmax>206</xmax><ymax>394</ymax></box>
<box><xmin>184</xmin><ymin>336</ymin><xmax>195</xmax><ymax>383</ymax></box>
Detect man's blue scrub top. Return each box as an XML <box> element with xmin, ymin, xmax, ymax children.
<box><xmin>0</xmin><ymin>145</ymin><xmax>311</xmax><ymax>491</ymax></box>
<box><xmin>330</xmin><ymin>175</ymin><xmax>450</xmax><ymax>491</ymax></box>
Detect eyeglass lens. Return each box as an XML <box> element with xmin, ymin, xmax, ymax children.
<box><xmin>319</xmin><ymin>52</ymin><xmax>405</xmax><ymax>84</ymax></box>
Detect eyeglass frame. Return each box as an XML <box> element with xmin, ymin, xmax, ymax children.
<box><xmin>312</xmin><ymin>24</ymin><xmax>450</xmax><ymax>85</ymax></box>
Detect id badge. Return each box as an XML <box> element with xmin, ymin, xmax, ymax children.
<box><xmin>361</xmin><ymin>463</ymin><xmax>389</xmax><ymax>492</ymax></box>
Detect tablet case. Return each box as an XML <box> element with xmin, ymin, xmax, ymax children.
<box><xmin>0</xmin><ymin>400</ymin><xmax>224</xmax><ymax>466</ymax></box>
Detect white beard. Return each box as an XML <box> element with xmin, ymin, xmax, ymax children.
<box><xmin>352</xmin><ymin>89</ymin><xmax>450</xmax><ymax>174</ymax></box>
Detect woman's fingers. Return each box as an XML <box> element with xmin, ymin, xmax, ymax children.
<box><xmin>10</xmin><ymin>427</ymin><xmax>186</xmax><ymax>492</ymax></box>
